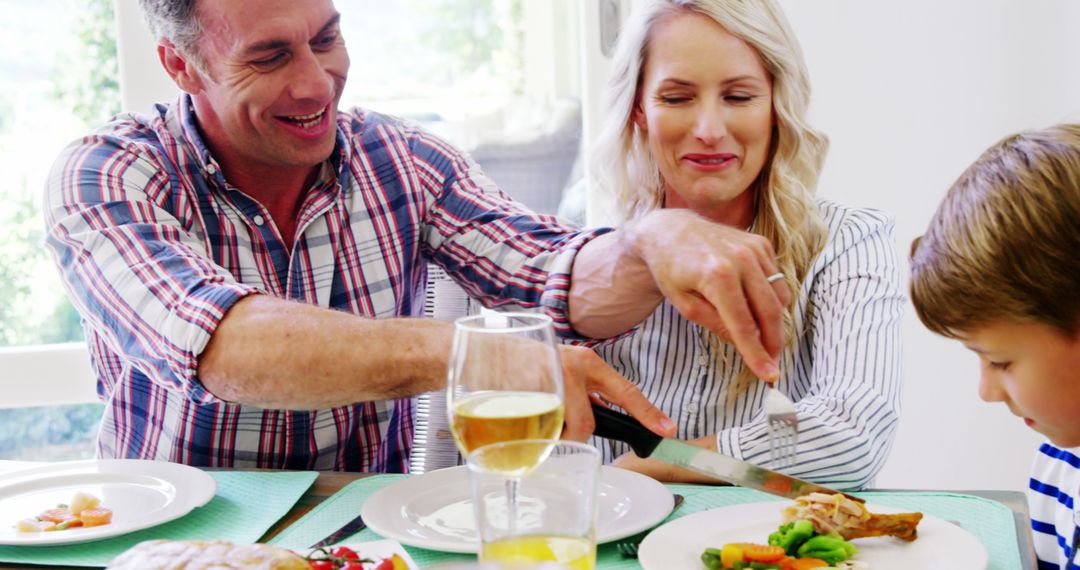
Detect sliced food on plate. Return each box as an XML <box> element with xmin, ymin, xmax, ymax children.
<box><xmin>15</xmin><ymin>491</ymin><xmax>113</xmax><ymax>532</ymax></box>
<box><xmin>701</xmin><ymin>493</ymin><xmax>924</xmax><ymax>569</ymax></box>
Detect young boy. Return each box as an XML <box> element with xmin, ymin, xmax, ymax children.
<box><xmin>909</xmin><ymin>123</ymin><xmax>1080</xmax><ymax>568</ymax></box>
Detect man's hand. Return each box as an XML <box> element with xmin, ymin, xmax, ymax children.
<box><xmin>629</xmin><ymin>209</ymin><xmax>792</xmax><ymax>381</ymax></box>
<box><xmin>558</xmin><ymin>344</ymin><xmax>676</xmax><ymax>442</ymax></box>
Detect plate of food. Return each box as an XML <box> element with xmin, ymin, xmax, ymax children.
<box><xmin>638</xmin><ymin>492</ymin><xmax>988</xmax><ymax>569</ymax></box>
<box><xmin>0</xmin><ymin>459</ymin><xmax>216</xmax><ymax>546</ymax></box>
<box><xmin>361</xmin><ymin>465</ymin><xmax>674</xmax><ymax>553</ymax></box>
<box><xmin>106</xmin><ymin>539</ymin><xmax>418</xmax><ymax>570</ymax></box>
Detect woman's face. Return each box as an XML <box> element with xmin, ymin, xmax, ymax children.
<box><xmin>635</xmin><ymin>11</ymin><xmax>774</xmax><ymax>226</ymax></box>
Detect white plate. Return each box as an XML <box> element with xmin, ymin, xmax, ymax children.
<box><xmin>638</xmin><ymin>501</ymin><xmax>989</xmax><ymax>570</ymax></box>
<box><xmin>0</xmin><ymin>459</ymin><xmax>216</xmax><ymax>546</ymax></box>
<box><xmin>299</xmin><ymin>539</ymin><xmax>419</xmax><ymax>569</ymax></box>
<box><xmin>362</xmin><ymin>465</ymin><xmax>673</xmax><ymax>553</ymax></box>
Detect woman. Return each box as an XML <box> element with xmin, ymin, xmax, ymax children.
<box><xmin>591</xmin><ymin>0</ymin><xmax>903</xmax><ymax>488</ymax></box>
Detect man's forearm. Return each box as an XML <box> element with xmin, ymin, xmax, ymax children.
<box><xmin>568</xmin><ymin>226</ymin><xmax>664</xmax><ymax>338</ymax></box>
<box><xmin>197</xmin><ymin>295</ymin><xmax>452</xmax><ymax>409</ymax></box>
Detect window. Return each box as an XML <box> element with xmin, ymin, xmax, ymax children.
<box><xmin>338</xmin><ymin>1</ymin><xmax>585</xmax><ymax>217</ymax></box>
<box><xmin>0</xmin><ymin>0</ymin><xmax>119</xmax><ymax>460</ymax></box>
<box><xmin>339</xmin><ymin>0</ymin><xmax>525</xmax><ymax>120</ymax></box>
<box><xmin>3</xmin><ymin>0</ymin><xmax>586</xmax><ymax>460</ymax></box>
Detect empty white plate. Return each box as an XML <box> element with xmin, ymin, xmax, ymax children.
<box><xmin>362</xmin><ymin>465</ymin><xmax>674</xmax><ymax>553</ymax></box>
<box><xmin>0</xmin><ymin>459</ymin><xmax>216</xmax><ymax>546</ymax></box>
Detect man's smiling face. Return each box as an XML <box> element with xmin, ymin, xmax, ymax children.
<box><xmin>186</xmin><ymin>0</ymin><xmax>349</xmax><ymax>175</ymax></box>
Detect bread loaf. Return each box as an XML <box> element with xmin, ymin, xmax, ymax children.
<box><xmin>108</xmin><ymin>539</ymin><xmax>308</xmax><ymax>570</ymax></box>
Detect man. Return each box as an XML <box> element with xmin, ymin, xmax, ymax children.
<box><xmin>43</xmin><ymin>0</ymin><xmax>790</xmax><ymax>470</ymax></box>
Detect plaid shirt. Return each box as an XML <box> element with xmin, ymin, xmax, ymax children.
<box><xmin>44</xmin><ymin>95</ymin><xmax>599</xmax><ymax>471</ymax></box>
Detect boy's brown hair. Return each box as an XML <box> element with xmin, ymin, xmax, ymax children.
<box><xmin>910</xmin><ymin>123</ymin><xmax>1080</xmax><ymax>338</ymax></box>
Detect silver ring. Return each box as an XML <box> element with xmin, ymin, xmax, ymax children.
<box><xmin>766</xmin><ymin>272</ymin><xmax>785</xmax><ymax>284</ymax></box>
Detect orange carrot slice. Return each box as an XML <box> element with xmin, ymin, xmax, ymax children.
<box><xmin>782</xmin><ymin>557</ymin><xmax>830</xmax><ymax>570</ymax></box>
<box><xmin>37</xmin><ymin>508</ymin><xmax>76</xmax><ymax>523</ymax></box>
<box><xmin>734</xmin><ymin>543</ymin><xmax>787</xmax><ymax>563</ymax></box>
<box><xmin>79</xmin><ymin>507</ymin><xmax>113</xmax><ymax>527</ymax></box>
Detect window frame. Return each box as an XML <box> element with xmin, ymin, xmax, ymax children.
<box><xmin>2</xmin><ymin>343</ymin><xmax>98</xmax><ymax>409</ymax></box>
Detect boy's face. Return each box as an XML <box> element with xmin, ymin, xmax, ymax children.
<box><xmin>958</xmin><ymin>320</ymin><xmax>1080</xmax><ymax>447</ymax></box>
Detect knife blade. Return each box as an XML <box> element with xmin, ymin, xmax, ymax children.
<box><xmin>308</xmin><ymin>513</ymin><xmax>367</xmax><ymax>549</ymax></box>
<box><xmin>591</xmin><ymin>403</ymin><xmax>863</xmax><ymax>503</ymax></box>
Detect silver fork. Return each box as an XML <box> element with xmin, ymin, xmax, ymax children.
<box><xmin>765</xmin><ymin>385</ymin><xmax>798</xmax><ymax>469</ymax></box>
<box><xmin>615</xmin><ymin>494</ymin><xmax>685</xmax><ymax>558</ymax></box>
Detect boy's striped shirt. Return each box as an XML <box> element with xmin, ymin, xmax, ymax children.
<box><xmin>1030</xmin><ymin>442</ymin><xmax>1080</xmax><ymax>569</ymax></box>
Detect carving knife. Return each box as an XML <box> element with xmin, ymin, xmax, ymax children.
<box><xmin>591</xmin><ymin>403</ymin><xmax>863</xmax><ymax>503</ymax></box>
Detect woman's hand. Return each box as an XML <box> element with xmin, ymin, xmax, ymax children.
<box><xmin>625</xmin><ymin>209</ymin><xmax>791</xmax><ymax>382</ymax></box>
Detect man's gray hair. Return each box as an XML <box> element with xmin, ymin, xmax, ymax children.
<box><xmin>138</xmin><ymin>0</ymin><xmax>204</xmax><ymax>63</ymax></box>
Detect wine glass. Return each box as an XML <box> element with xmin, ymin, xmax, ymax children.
<box><xmin>446</xmin><ymin>312</ymin><xmax>565</xmax><ymax>474</ymax></box>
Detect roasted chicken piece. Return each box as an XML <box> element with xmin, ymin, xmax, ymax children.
<box><xmin>782</xmin><ymin>492</ymin><xmax>923</xmax><ymax>542</ymax></box>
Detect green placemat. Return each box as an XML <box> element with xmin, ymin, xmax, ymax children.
<box><xmin>0</xmin><ymin>470</ymin><xmax>318</xmax><ymax>567</ymax></box>
<box><xmin>271</xmin><ymin>475</ymin><xmax>1022</xmax><ymax>569</ymax></box>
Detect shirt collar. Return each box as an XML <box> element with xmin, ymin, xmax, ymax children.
<box><xmin>172</xmin><ymin>93</ymin><xmax>352</xmax><ymax>187</ymax></box>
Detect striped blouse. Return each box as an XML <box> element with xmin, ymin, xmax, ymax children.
<box><xmin>43</xmin><ymin>95</ymin><xmax>599</xmax><ymax>472</ymax></box>
<box><xmin>592</xmin><ymin>200</ymin><xmax>904</xmax><ymax>489</ymax></box>
<box><xmin>1029</xmin><ymin>442</ymin><xmax>1080</xmax><ymax>568</ymax></box>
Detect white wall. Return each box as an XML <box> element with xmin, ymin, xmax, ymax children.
<box><xmin>779</xmin><ymin>0</ymin><xmax>1080</xmax><ymax>491</ymax></box>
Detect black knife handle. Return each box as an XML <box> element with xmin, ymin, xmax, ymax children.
<box><xmin>591</xmin><ymin>403</ymin><xmax>663</xmax><ymax>458</ymax></box>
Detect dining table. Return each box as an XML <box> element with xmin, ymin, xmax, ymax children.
<box><xmin>0</xmin><ymin>461</ymin><xmax>1039</xmax><ymax>569</ymax></box>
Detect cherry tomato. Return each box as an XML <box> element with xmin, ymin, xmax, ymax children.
<box><xmin>331</xmin><ymin>546</ymin><xmax>360</xmax><ymax>560</ymax></box>
<box><xmin>309</xmin><ymin>560</ymin><xmax>335</xmax><ymax>570</ymax></box>
<box><xmin>369</xmin><ymin>559</ymin><xmax>395</xmax><ymax>570</ymax></box>
<box><xmin>340</xmin><ymin>562</ymin><xmax>365</xmax><ymax>570</ymax></box>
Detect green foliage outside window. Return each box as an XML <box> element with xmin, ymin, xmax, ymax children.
<box><xmin>409</xmin><ymin>0</ymin><xmax>523</xmax><ymax>94</ymax></box>
<box><xmin>0</xmin><ymin>0</ymin><xmax>119</xmax><ymax>461</ymax></box>
<box><xmin>51</xmin><ymin>0</ymin><xmax>122</xmax><ymax>126</ymax></box>
<box><xmin>0</xmin><ymin>0</ymin><xmax>119</xmax><ymax>348</ymax></box>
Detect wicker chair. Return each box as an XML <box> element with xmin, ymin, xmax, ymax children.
<box><xmin>469</xmin><ymin>97</ymin><xmax>582</xmax><ymax>215</ymax></box>
<box><xmin>423</xmin><ymin>97</ymin><xmax>582</xmax><ymax>216</ymax></box>
<box><xmin>412</xmin><ymin>264</ymin><xmax>475</xmax><ymax>473</ymax></box>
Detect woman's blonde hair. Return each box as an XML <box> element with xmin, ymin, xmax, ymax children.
<box><xmin>592</xmin><ymin>0</ymin><xmax>829</xmax><ymax>390</ymax></box>
<box><xmin>910</xmin><ymin>123</ymin><xmax>1080</xmax><ymax>338</ymax></box>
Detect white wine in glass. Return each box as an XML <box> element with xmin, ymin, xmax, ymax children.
<box><xmin>447</xmin><ymin>313</ymin><xmax>564</xmax><ymax>475</ymax></box>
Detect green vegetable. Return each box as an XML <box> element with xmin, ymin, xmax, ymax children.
<box><xmin>795</xmin><ymin>534</ymin><xmax>858</xmax><ymax>565</ymax></box>
<box><xmin>701</xmin><ymin>547</ymin><xmax>723</xmax><ymax>569</ymax></box>
<box><xmin>767</xmin><ymin>519</ymin><xmax>816</xmax><ymax>555</ymax></box>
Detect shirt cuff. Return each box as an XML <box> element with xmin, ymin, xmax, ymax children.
<box><xmin>540</xmin><ymin>226</ymin><xmax>615</xmax><ymax>342</ymax></box>
<box><xmin>716</xmin><ymin>427</ymin><xmax>747</xmax><ymax>461</ymax></box>
<box><xmin>167</xmin><ymin>282</ymin><xmax>263</xmax><ymax>404</ymax></box>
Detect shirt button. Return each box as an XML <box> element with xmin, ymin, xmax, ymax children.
<box><xmin>686</xmin><ymin>402</ymin><xmax>699</xmax><ymax>413</ymax></box>
<box><xmin>253</xmin><ymin>215</ymin><xmax>265</xmax><ymax>226</ymax></box>
<box><xmin>697</xmin><ymin>355</ymin><xmax>708</xmax><ymax>366</ymax></box>
<box><xmin>206</xmin><ymin>164</ymin><xmax>218</xmax><ymax>175</ymax></box>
